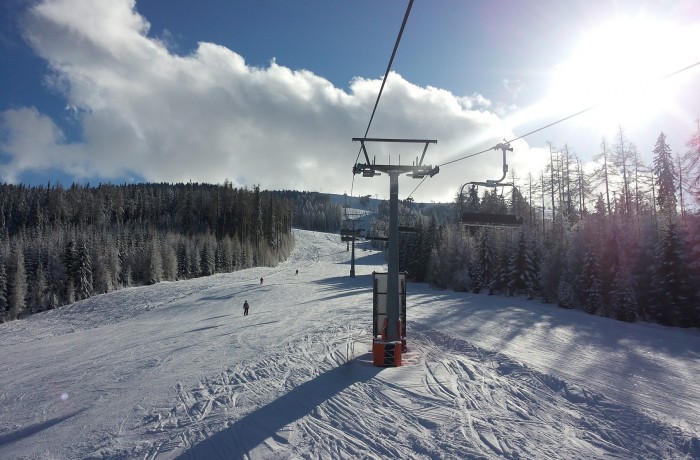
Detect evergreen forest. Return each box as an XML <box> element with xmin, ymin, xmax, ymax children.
<box><xmin>0</xmin><ymin>181</ymin><xmax>295</xmax><ymax>322</ymax></box>
<box><xmin>393</xmin><ymin>129</ymin><xmax>700</xmax><ymax>328</ymax></box>
<box><xmin>2</xmin><ymin>129</ymin><xmax>699</xmax><ymax>329</ymax></box>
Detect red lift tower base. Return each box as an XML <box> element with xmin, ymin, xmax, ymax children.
<box><xmin>373</xmin><ymin>340</ymin><xmax>402</xmax><ymax>367</ymax></box>
<box><xmin>372</xmin><ymin>272</ymin><xmax>407</xmax><ymax>367</ymax></box>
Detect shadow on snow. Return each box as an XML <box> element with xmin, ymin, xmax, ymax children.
<box><xmin>175</xmin><ymin>359</ymin><xmax>381</xmax><ymax>459</ymax></box>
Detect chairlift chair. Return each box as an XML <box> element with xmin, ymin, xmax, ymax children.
<box><xmin>458</xmin><ymin>141</ymin><xmax>523</xmax><ymax>228</ymax></box>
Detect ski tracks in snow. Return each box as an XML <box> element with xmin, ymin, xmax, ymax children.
<box><xmin>134</xmin><ymin>324</ymin><xmax>371</xmax><ymax>459</ymax></box>
<box><xmin>411</xmin><ymin>326</ymin><xmax>697</xmax><ymax>459</ymax></box>
<box><xmin>130</xmin><ymin>321</ymin><xmax>697</xmax><ymax>459</ymax></box>
<box><xmin>15</xmin><ymin>231</ymin><xmax>694</xmax><ymax>459</ymax></box>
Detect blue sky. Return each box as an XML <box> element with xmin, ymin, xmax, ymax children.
<box><xmin>1</xmin><ymin>0</ymin><xmax>700</xmax><ymax>202</ymax></box>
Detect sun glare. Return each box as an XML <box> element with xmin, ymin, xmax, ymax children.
<box><xmin>546</xmin><ymin>15</ymin><xmax>700</xmax><ymax>131</ymax></box>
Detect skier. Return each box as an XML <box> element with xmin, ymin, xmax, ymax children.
<box><xmin>295</xmin><ymin>269</ymin><xmax>298</xmax><ymax>276</ymax></box>
<box><xmin>243</xmin><ymin>300</ymin><xmax>249</xmax><ymax>316</ymax></box>
<box><xmin>260</xmin><ymin>277</ymin><xmax>263</xmax><ymax>284</ymax></box>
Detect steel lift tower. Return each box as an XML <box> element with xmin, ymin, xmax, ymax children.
<box><xmin>353</xmin><ymin>137</ymin><xmax>438</xmax><ymax>366</ymax></box>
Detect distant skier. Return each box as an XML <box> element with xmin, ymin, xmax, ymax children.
<box><xmin>260</xmin><ymin>277</ymin><xmax>263</xmax><ymax>284</ymax></box>
<box><xmin>295</xmin><ymin>269</ymin><xmax>298</xmax><ymax>276</ymax></box>
<box><xmin>243</xmin><ymin>300</ymin><xmax>249</xmax><ymax>316</ymax></box>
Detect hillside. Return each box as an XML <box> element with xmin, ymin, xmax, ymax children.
<box><xmin>0</xmin><ymin>230</ymin><xmax>698</xmax><ymax>459</ymax></box>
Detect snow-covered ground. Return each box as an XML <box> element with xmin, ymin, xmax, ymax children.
<box><xmin>1</xmin><ymin>230</ymin><xmax>698</xmax><ymax>459</ymax></box>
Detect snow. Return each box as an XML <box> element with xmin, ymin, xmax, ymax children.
<box><xmin>0</xmin><ymin>229</ymin><xmax>698</xmax><ymax>459</ymax></box>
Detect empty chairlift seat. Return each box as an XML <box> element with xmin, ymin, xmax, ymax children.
<box><xmin>461</xmin><ymin>212</ymin><xmax>523</xmax><ymax>227</ymax></box>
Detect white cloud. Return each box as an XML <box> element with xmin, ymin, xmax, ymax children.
<box><xmin>0</xmin><ymin>107</ymin><xmax>89</xmax><ymax>182</ymax></box>
<box><xmin>1</xmin><ymin>0</ymin><xmax>547</xmax><ymax>202</ymax></box>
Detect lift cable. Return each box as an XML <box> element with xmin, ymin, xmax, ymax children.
<box><xmin>350</xmin><ymin>0</ymin><xmax>414</xmax><ymax>200</ymax></box>
<box><xmin>440</xmin><ymin>59</ymin><xmax>700</xmax><ymax>169</ymax></box>
<box><xmin>405</xmin><ymin>58</ymin><xmax>700</xmax><ymax>200</ymax></box>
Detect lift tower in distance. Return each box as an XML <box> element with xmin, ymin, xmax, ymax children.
<box><xmin>353</xmin><ymin>137</ymin><xmax>439</xmax><ymax>366</ymax></box>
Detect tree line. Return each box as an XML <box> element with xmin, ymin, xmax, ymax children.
<box><xmin>396</xmin><ymin>128</ymin><xmax>700</xmax><ymax>328</ymax></box>
<box><xmin>273</xmin><ymin>190</ymin><xmax>342</xmax><ymax>232</ymax></box>
<box><xmin>0</xmin><ymin>181</ymin><xmax>294</xmax><ymax>322</ymax></box>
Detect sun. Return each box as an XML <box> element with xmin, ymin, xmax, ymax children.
<box><xmin>545</xmin><ymin>15</ymin><xmax>700</xmax><ymax>132</ymax></box>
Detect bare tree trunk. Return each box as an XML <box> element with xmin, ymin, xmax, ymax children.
<box><xmin>541</xmin><ymin>172</ymin><xmax>546</xmax><ymax>237</ymax></box>
<box><xmin>577</xmin><ymin>160</ymin><xmax>584</xmax><ymax>220</ymax></box>
<box><xmin>548</xmin><ymin>142</ymin><xmax>556</xmax><ymax>224</ymax></box>
<box><xmin>677</xmin><ymin>153</ymin><xmax>685</xmax><ymax>219</ymax></box>
<box><xmin>616</xmin><ymin>126</ymin><xmax>631</xmax><ymax>216</ymax></box>
<box><xmin>528</xmin><ymin>173</ymin><xmax>533</xmax><ymax>227</ymax></box>
<box><xmin>651</xmin><ymin>173</ymin><xmax>658</xmax><ymax>242</ymax></box>
<box><xmin>633</xmin><ymin>147</ymin><xmax>641</xmax><ymax>217</ymax></box>
<box><xmin>600</xmin><ymin>138</ymin><xmax>612</xmax><ymax>216</ymax></box>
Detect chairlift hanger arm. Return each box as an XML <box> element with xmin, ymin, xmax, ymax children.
<box><xmin>458</xmin><ymin>142</ymin><xmax>514</xmax><ymax>190</ymax></box>
<box><xmin>490</xmin><ymin>141</ymin><xmax>512</xmax><ymax>185</ymax></box>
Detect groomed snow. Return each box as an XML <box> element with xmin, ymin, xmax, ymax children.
<box><xmin>0</xmin><ymin>230</ymin><xmax>698</xmax><ymax>459</ymax></box>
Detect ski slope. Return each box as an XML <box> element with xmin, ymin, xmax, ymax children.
<box><xmin>0</xmin><ymin>230</ymin><xmax>698</xmax><ymax>459</ymax></box>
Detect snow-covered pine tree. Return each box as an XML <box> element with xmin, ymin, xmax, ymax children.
<box><xmin>507</xmin><ymin>231</ymin><xmax>536</xmax><ymax>296</ymax></box>
<box><xmin>491</xmin><ymin>242</ymin><xmax>510</xmax><ymax>295</ymax></box>
<box><xmin>398</xmin><ymin>224</ymin><xmax>409</xmax><ymax>274</ymax></box>
<box><xmin>75</xmin><ymin>242</ymin><xmax>93</xmax><ymax>300</ymax></box>
<box><xmin>7</xmin><ymin>246</ymin><xmax>27</xmax><ymax>320</ymax></box>
<box><xmin>610</xmin><ymin>264</ymin><xmax>638</xmax><ymax>322</ymax></box>
<box><xmin>469</xmin><ymin>262</ymin><xmax>483</xmax><ymax>294</ymax></box>
<box><xmin>539</xmin><ymin>240</ymin><xmax>562</xmax><ymax>303</ymax></box>
<box><xmin>200</xmin><ymin>236</ymin><xmax>216</xmax><ymax>276</ymax></box>
<box><xmin>579</xmin><ymin>249</ymin><xmax>604</xmax><ymax>314</ymax></box>
<box><xmin>253</xmin><ymin>185</ymin><xmax>264</xmax><ymax>247</ymax></box>
<box><xmin>557</xmin><ymin>278</ymin><xmax>577</xmax><ymax>309</ymax></box>
<box><xmin>652</xmin><ymin>131</ymin><xmax>677</xmax><ymax>223</ymax></box>
<box><xmin>91</xmin><ymin>243</ymin><xmax>110</xmax><ymax>295</ymax></box>
<box><xmin>599</xmin><ymin>222</ymin><xmax>621</xmax><ymax>309</ymax></box>
<box><xmin>241</xmin><ymin>238</ymin><xmax>254</xmax><ymax>269</ymax></box>
<box><xmin>147</xmin><ymin>238</ymin><xmax>163</xmax><ymax>285</ymax></box>
<box><xmin>102</xmin><ymin>234</ymin><xmax>120</xmax><ymax>292</ymax></box>
<box><xmin>426</xmin><ymin>246</ymin><xmax>447</xmax><ymax>290</ymax></box>
<box><xmin>63</xmin><ymin>240</ymin><xmax>77</xmax><ymax>303</ymax></box>
<box><xmin>0</xmin><ymin>259</ymin><xmax>8</xmax><ymax>321</ymax></box>
<box><xmin>264</xmin><ymin>194</ymin><xmax>277</xmax><ymax>250</ymax></box>
<box><xmin>448</xmin><ymin>225</ymin><xmax>472</xmax><ymax>292</ymax></box>
<box><xmin>45</xmin><ymin>251</ymin><xmax>62</xmax><ymax>310</ymax></box>
<box><xmin>0</xmin><ymin>206</ymin><xmax>6</xmax><ymax>240</ymax></box>
<box><xmin>475</xmin><ymin>228</ymin><xmax>498</xmax><ymax>294</ymax></box>
<box><xmin>594</xmin><ymin>193</ymin><xmax>606</xmax><ymax>217</ymax></box>
<box><xmin>426</xmin><ymin>224</ymin><xmax>471</xmax><ymax>291</ymax></box>
<box><xmin>406</xmin><ymin>218</ymin><xmax>425</xmax><ymax>281</ymax></box>
<box><xmin>423</xmin><ymin>215</ymin><xmax>438</xmax><ymax>269</ymax></box>
<box><xmin>161</xmin><ymin>240</ymin><xmax>178</xmax><ymax>281</ymax></box>
<box><xmin>218</xmin><ymin>237</ymin><xmax>232</xmax><ymax>273</ymax></box>
<box><xmin>232</xmin><ymin>234</ymin><xmax>242</xmax><ymax>271</ymax></box>
<box><xmin>176</xmin><ymin>239</ymin><xmax>188</xmax><ymax>279</ymax></box>
<box><xmin>118</xmin><ymin>242</ymin><xmax>132</xmax><ymax>287</ymax></box>
<box><xmin>528</xmin><ymin>238</ymin><xmax>543</xmax><ymax>295</ymax></box>
<box><xmin>189</xmin><ymin>239</ymin><xmax>201</xmax><ymax>276</ymax></box>
<box><xmin>650</xmin><ymin>221</ymin><xmax>697</xmax><ymax>326</ymax></box>
<box><xmin>27</xmin><ymin>261</ymin><xmax>48</xmax><ymax>313</ymax></box>
<box><xmin>466</xmin><ymin>184</ymin><xmax>480</xmax><ymax>212</ymax></box>
<box><xmin>215</xmin><ymin>239</ymin><xmax>225</xmax><ymax>273</ymax></box>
